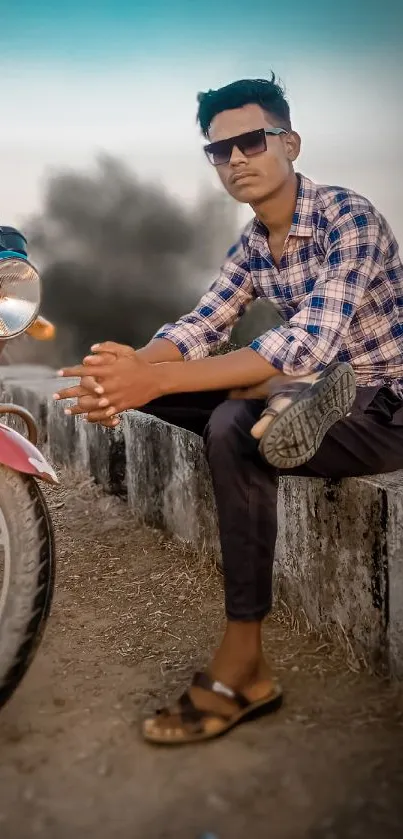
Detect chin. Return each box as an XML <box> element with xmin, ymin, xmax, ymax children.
<box><xmin>230</xmin><ymin>183</ymin><xmax>269</xmax><ymax>205</ymax></box>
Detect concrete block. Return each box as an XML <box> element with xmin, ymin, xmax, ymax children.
<box><xmin>1</xmin><ymin>365</ymin><xmax>403</xmax><ymax>674</ymax></box>
<box><xmin>0</xmin><ymin>364</ymin><xmax>57</xmax><ymax>383</ymax></box>
<box><xmin>123</xmin><ymin>410</ymin><xmax>220</xmax><ymax>552</ymax></box>
<box><xmin>275</xmin><ymin>475</ymin><xmax>396</xmax><ymax>672</ymax></box>
<box><xmin>82</xmin><ymin>419</ymin><xmax>126</xmax><ymax>497</ymax></box>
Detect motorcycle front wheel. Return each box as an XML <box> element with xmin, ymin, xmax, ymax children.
<box><xmin>0</xmin><ymin>463</ymin><xmax>55</xmax><ymax>708</ymax></box>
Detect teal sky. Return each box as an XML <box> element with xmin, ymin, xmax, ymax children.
<box><xmin>1</xmin><ymin>0</ymin><xmax>402</xmax><ymax>245</ymax></box>
<box><xmin>1</xmin><ymin>0</ymin><xmax>402</xmax><ymax>62</ymax></box>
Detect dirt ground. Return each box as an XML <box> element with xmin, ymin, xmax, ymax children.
<box><xmin>1</xmin><ymin>472</ymin><xmax>403</xmax><ymax>839</ymax></box>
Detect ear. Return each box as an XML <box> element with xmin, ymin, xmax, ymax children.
<box><xmin>285</xmin><ymin>130</ymin><xmax>301</xmax><ymax>162</ymax></box>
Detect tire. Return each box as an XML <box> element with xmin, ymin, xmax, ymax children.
<box><xmin>0</xmin><ymin>464</ymin><xmax>55</xmax><ymax>709</ymax></box>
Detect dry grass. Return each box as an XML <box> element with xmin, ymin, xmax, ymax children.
<box><xmin>41</xmin><ymin>470</ymin><xmax>403</xmax><ymax>728</ymax></box>
<box><xmin>45</xmin><ymin>472</ymin><xmax>223</xmax><ymax>691</ymax></box>
<box><xmin>1</xmin><ymin>470</ymin><xmax>403</xmax><ymax>839</ymax></box>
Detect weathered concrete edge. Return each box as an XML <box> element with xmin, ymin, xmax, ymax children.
<box><xmin>1</xmin><ymin>366</ymin><xmax>403</xmax><ymax>677</ymax></box>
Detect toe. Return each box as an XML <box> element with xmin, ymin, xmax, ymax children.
<box><xmin>251</xmin><ymin>415</ymin><xmax>271</xmax><ymax>439</ymax></box>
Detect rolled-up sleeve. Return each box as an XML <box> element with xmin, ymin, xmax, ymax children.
<box><xmin>153</xmin><ymin>234</ymin><xmax>255</xmax><ymax>359</ymax></box>
<box><xmin>249</xmin><ymin>208</ymin><xmax>389</xmax><ymax>375</ymax></box>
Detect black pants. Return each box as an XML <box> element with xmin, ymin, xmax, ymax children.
<box><xmin>142</xmin><ymin>387</ymin><xmax>403</xmax><ymax>622</ymax></box>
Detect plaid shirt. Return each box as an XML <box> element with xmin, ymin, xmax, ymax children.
<box><xmin>154</xmin><ymin>174</ymin><xmax>403</xmax><ymax>391</ymax></box>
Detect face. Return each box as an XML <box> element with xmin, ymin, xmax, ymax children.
<box><xmin>206</xmin><ymin>103</ymin><xmax>300</xmax><ymax>206</ymax></box>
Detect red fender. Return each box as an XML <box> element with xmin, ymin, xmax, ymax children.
<box><xmin>0</xmin><ymin>422</ymin><xmax>59</xmax><ymax>485</ymax></box>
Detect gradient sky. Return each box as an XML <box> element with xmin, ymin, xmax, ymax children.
<box><xmin>1</xmin><ymin>0</ymin><xmax>402</xmax><ymax>243</ymax></box>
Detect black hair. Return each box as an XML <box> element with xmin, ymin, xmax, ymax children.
<box><xmin>196</xmin><ymin>72</ymin><xmax>291</xmax><ymax>137</ymax></box>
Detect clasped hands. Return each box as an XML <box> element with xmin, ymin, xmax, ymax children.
<box><xmin>54</xmin><ymin>342</ymin><xmax>164</xmax><ymax>426</ymax></box>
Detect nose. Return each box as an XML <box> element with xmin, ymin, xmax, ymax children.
<box><xmin>229</xmin><ymin>144</ymin><xmax>247</xmax><ymax>165</ymax></box>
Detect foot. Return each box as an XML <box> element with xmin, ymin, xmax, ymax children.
<box><xmin>251</xmin><ymin>362</ymin><xmax>356</xmax><ymax>469</ymax></box>
<box><xmin>141</xmin><ymin>659</ymin><xmax>282</xmax><ymax>745</ymax></box>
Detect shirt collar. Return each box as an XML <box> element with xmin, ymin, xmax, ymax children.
<box><xmin>289</xmin><ymin>173</ymin><xmax>316</xmax><ymax>237</ymax></box>
<box><xmin>251</xmin><ymin>173</ymin><xmax>316</xmax><ymax>242</ymax></box>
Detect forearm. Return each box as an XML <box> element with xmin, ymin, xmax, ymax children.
<box><xmin>137</xmin><ymin>339</ymin><xmax>184</xmax><ymax>364</ymax></box>
<box><xmin>159</xmin><ymin>347</ymin><xmax>278</xmax><ymax>395</ymax></box>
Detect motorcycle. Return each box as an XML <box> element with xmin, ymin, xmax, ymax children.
<box><xmin>0</xmin><ymin>226</ymin><xmax>58</xmax><ymax>709</ymax></box>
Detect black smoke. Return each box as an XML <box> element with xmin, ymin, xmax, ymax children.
<box><xmin>5</xmin><ymin>154</ymin><xmax>238</xmax><ymax>366</ymax></box>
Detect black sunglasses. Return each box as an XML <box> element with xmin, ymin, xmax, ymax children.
<box><xmin>204</xmin><ymin>127</ymin><xmax>288</xmax><ymax>166</ymax></box>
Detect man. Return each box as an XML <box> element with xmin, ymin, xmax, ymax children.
<box><xmin>55</xmin><ymin>75</ymin><xmax>403</xmax><ymax>746</ymax></box>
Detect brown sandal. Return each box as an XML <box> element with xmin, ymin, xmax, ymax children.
<box><xmin>141</xmin><ymin>671</ymin><xmax>283</xmax><ymax>746</ymax></box>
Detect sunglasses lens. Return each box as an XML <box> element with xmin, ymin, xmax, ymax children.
<box><xmin>239</xmin><ymin>131</ymin><xmax>266</xmax><ymax>156</ymax></box>
<box><xmin>205</xmin><ymin>130</ymin><xmax>267</xmax><ymax>166</ymax></box>
<box><xmin>205</xmin><ymin>141</ymin><xmax>232</xmax><ymax>166</ymax></box>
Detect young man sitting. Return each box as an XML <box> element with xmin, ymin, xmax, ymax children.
<box><xmin>55</xmin><ymin>75</ymin><xmax>403</xmax><ymax>746</ymax></box>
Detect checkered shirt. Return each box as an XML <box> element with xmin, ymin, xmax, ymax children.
<box><xmin>154</xmin><ymin>174</ymin><xmax>403</xmax><ymax>392</ymax></box>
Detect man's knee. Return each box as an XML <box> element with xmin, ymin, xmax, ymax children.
<box><xmin>204</xmin><ymin>399</ymin><xmax>260</xmax><ymax>455</ymax></box>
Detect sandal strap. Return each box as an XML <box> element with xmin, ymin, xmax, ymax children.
<box><xmin>265</xmin><ymin>378</ymin><xmax>314</xmax><ymax>401</ymax></box>
<box><xmin>260</xmin><ymin>380</ymin><xmax>313</xmax><ymax>420</ymax></box>
<box><xmin>177</xmin><ymin>690</ymin><xmax>230</xmax><ymax>730</ymax></box>
<box><xmin>192</xmin><ymin>671</ymin><xmax>250</xmax><ymax>710</ymax></box>
<box><xmin>260</xmin><ymin>405</ymin><xmax>281</xmax><ymax>420</ymax></box>
<box><xmin>155</xmin><ymin>671</ymin><xmax>254</xmax><ymax>732</ymax></box>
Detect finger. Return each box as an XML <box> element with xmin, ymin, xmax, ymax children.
<box><xmin>82</xmin><ymin>351</ymin><xmax>117</xmax><ymax>367</ymax></box>
<box><xmin>53</xmin><ymin>384</ymin><xmax>89</xmax><ymax>401</ymax></box>
<box><xmin>81</xmin><ymin>375</ymin><xmax>99</xmax><ymax>392</ymax></box>
<box><xmin>81</xmin><ymin>353</ymin><xmax>114</xmax><ymax>368</ymax></box>
<box><xmin>91</xmin><ymin>341</ymin><xmax>132</xmax><ymax>355</ymax></box>
<box><xmin>86</xmin><ymin>406</ymin><xmax>117</xmax><ymax>423</ymax></box>
<box><xmin>80</xmin><ymin>375</ymin><xmax>107</xmax><ymax>396</ymax></box>
<box><xmin>63</xmin><ymin>395</ymin><xmax>110</xmax><ymax>416</ymax></box>
<box><xmin>57</xmin><ymin>364</ymin><xmax>91</xmax><ymax>378</ymax></box>
<box><xmin>64</xmin><ymin>405</ymin><xmax>90</xmax><ymax>417</ymax></box>
<box><xmin>101</xmin><ymin>417</ymin><xmax>120</xmax><ymax>428</ymax></box>
<box><xmin>54</xmin><ymin>374</ymin><xmax>102</xmax><ymax>400</ymax></box>
<box><xmin>57</xmin><ymin>365</ymin><xmax>111</xmax><ymax>388</ymax></box>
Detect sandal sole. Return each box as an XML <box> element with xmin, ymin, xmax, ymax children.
<box><xmin>141</xmin><ymin>687</ymin><xmax>283</xmax><ymax>746</ymax></box>
<box><xmin>258</xmin><ymin>362</ymin><xmax>356</xmax><ymax>469</ymax></box>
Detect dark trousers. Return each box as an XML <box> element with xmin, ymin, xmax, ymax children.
<box><xmin>142</xmin><ymin>387</ymin><xmax>403</xmax><ymax>621</ymax></box>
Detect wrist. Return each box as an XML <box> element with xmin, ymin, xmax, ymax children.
<box><xmin>153</xmin><ymin>362</ymin><xmax>170</xmax><ymax>398</ymax></box>
<box><xmin>154</xmin><ymin>360</ymin><xmax>183</xmax><ymax>396</ymax></box>
<box><xmin>137</xmin><ymin>339</ymin><xmax>184</xmax><ymax>365</ymax></box>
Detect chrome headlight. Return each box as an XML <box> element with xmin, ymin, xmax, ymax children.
<box><xmin>0</xmin><ymin>256</ymin><xmax>40</xmax><ymax>339</ymax></box>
